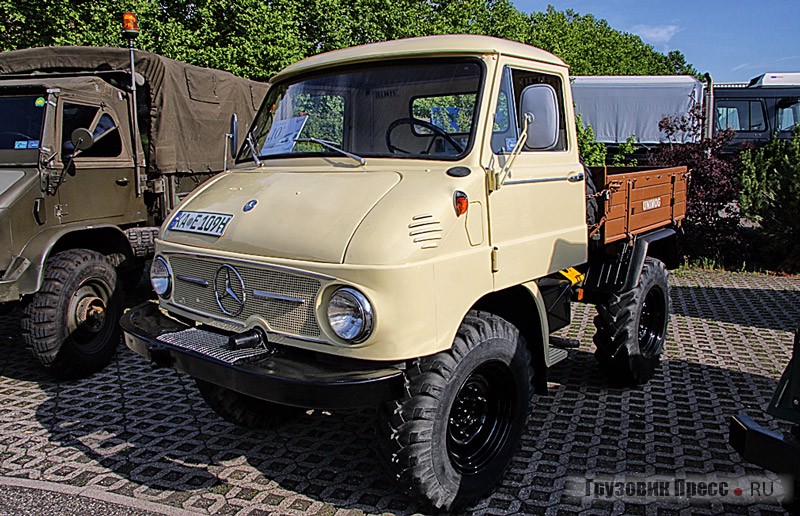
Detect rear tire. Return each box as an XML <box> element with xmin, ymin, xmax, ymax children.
<box><xmin>593</xmin><ymin>257</ymin><xmax>669</xmax><ymax>385</ymax></box>
<box><xmin>22</xmin><ymin>249</ymin><xmax>122</xmax><ymax>379</ymax></box>
<box><xmin>195</xmin><ymin>379</ymin><xmax>304</xmax><ymax>430</ymax></box>
<box><xmin>377</xmin><ymin>311</ymin><xmax>533</xmax><ymax>510</ymax></box>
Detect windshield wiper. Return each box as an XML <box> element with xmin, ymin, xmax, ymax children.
<box><xmin>245</xmin><ymin>133</ymin><xmax>262</xmax><ymax>167</ymax></box>
<box><xmin>295</xmin><ymin>137</ymin><xmax>366</xmax><ymax>166</ymax></box>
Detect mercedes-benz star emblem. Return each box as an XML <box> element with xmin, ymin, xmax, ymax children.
<box><xmin>213</xmin><ymin>264</ymin><xmax>246</xmax><ymax>317</ymax></box>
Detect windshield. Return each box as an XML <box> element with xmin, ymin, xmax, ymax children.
<box><xmin>241</xmin><ymin>58</ymin><xmax>484</xmax><ymax>163</ymax></box>
<box><xmin>0</xmin><ymin>95</ymin><xmax>46</xmax><ymax>151</ymax></box>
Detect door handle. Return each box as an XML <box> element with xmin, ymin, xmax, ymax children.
<box><xmin>567</xmin><ymin>172</ymin><xmax>585</xmax><ymax>182</ymax></box>
<box><xmin>115</xmin><ymin>178</ymin><xmax>130</xmax><ymax>186</ymax></box>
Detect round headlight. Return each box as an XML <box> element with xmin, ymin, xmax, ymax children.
<box><xmin>326</xmin><ymin>287</ymin><xmax>373</xmax><ymax>343</ymax></box>
<box><xmin>150</xmin><ymin>256</ymin><xmax>172</xmax><ymax>297</ymax></box>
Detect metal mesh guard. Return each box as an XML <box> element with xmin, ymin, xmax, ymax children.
<box><xmin>157</xmin><ymin>328</ymin><xmax>269</xmax><ymax>364</ymax></box>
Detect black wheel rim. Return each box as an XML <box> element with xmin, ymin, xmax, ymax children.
<box><xmin>638</xmin><ymin>286</ymin><xmax>666</xmax><ymax>358</ymax></box>
<box><xmin>66</xmin><ymin>276</ymin><xmax>116</xmax><ymax>354</ymax></box>
<box><xmin>446</xmin><ymin>362</ymin><xmax>516</xmax><ymax>475</ymax></box>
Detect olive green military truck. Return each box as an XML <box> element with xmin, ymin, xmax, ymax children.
<box><xmin>0</xmin><ymin>46</ymin><xmax>267</xmax><ymax>378</ymax></box>
<box><xmin>121</xmin><ymin>36</ymin><xmax>688</xmax><ymax>509</ymax></box>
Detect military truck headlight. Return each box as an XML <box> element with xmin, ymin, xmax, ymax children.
<box><xmin>150</xmin><ymin>256</ymin><xmax>172</xmax><ymax>297</ymax></box>
<box><xmin>327</xmin><ymin>287</ymin><xmax>373</xmax><ymax>343</ymax></box>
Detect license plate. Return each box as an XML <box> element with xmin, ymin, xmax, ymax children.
<box><xmin>167</xmin><ymin>211</ymin><xmax>233</xmax><ymax>237</ymax></box>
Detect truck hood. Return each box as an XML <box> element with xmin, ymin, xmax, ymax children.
<box><xmin>162</xmin><ymin>170</ymin><xmax>401</xmax><ymax>264</ymax></box>
<box><xmin>0</xmin><ymin>169</ymin><xmax>25</xmax><ymax>202</ymax></box>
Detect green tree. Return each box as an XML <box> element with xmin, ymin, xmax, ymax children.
<box><xmin>0</xmin><ymin>1</ymin><xmax>698</xmax><ymax>81</ymax></box>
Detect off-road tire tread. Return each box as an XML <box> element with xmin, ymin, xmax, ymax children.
<box><xmin>377</xmin><ymin>310</ymin><xmax>532</xmax><ymax>510</ymax></box>
<box><xmin>125</xmin><ymin>227</ymin><xmax>159</xmax><ymax>258</ymax></box>
<box><xmin>195</xmin><ymin>379</ymin><xmax>303</xmax><ymax>431</ymax></box>
<box><xmin>21</xmin><ymin>249</ymin><xmax>121</xmax><ymax>379</ymax></box>
<box><xmin>593</xmin><ymin>257</ymin><xmax>669</xmax><ymax>385</ymax></box>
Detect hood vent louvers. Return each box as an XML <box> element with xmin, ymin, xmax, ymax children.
<box><xmin>409</xmin><ymin>214</ymin><xmax>443</xmax><ymax>249</ymax></box>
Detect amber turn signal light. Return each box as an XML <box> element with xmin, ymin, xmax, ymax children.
<box><xmin>454</xmin><ymin>191</ymin><xmax>468</xmax><ymax>216</ymax></box>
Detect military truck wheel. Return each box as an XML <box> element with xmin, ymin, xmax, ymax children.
<box><xmin>195</xmin><ymin>379</ymin><xmax>304</xmax><ymax>430</ymax></box>
<box><xmin>377</xmin><ymin>311</ymin><xmax>532</xmax><ymax>510</ymax></box>
<box><xmin>21</xmin><ymin>250</ymin><xmax>122</xmax><ymax>379</ymax></box>
<box><xmin>593</xmin><ymin>257</ymin><xmax>669</xmax><ymax>385</ymax></box>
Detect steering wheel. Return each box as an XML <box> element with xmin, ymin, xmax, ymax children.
<box><xmin>386</xmin><ymin>118</ymin><xmax>465</xmax><ymax>155</ymax></box>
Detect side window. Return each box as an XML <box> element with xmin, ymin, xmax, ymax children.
<box><xmin>715</xmin><ymin>100</ymin><xmax>767</xmax><ymax>132</ymax></box>
<box><xmin>491</xmin><ymin>66</ymin><xmax>567</xmax><ymax>154</ymax></box>
<box><xmin>491</xmin><ymin>68</ymin><xmax>518</xmax><ymax>154</ymax></box>
<box><xmin>82</xmin><ymin>113</ymin><xmax>123</xmax><ymax>158</ymax></box>
<box><xmin>61</xmin><ymin>103</ymin><xmax>123</xmax><ymax>159</ymax></box>
<box><xmin>777</xmin><ymin>99</ymin><xmax>800</xmax><ymax>132</ymax></box>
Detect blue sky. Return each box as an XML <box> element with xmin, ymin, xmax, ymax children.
<box><xmin>512</xmin><ymin>1</ymin><xmax>800</xmax><ymax>82</ymax></box>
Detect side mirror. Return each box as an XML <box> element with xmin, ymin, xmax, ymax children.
<box><xmin>519</xmin><ymin>84</ymin><xmax>559</xmax><ymax>150</ymax></box>
<box><xmin>229</xmin><ymin>113</ymin><xmax>239</xmax><ymax>157</ymax></box>
<box><xmin>70</xmin><ymin>128</ymin><xmax>95</xmax><ymax>152</ymax></box>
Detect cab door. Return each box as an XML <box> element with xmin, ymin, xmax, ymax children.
<box><xmin>55</xmin><ymin>100</ymin><xmax>134</xmax><ymax>223</ymax></box>
<box><xmin>484</xmin><ymin>61</ymin><xmax>588</xmax><ymax>289</ymax></box>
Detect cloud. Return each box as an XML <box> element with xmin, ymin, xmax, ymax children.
<box><xmin>630</xmin><ymin>24</ymin><xmax>680</xmax><ymax>45</ymax></box>
<box><xmin>733</xmin><ymin>55</ymin><xmax>800</xmax><ymax>72</ymax></box>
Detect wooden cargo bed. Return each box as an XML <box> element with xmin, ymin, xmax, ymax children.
<box><xmin>588</xmin><ymin>166</ymin><xmax>689</xmax><ymax>245</ymax></box>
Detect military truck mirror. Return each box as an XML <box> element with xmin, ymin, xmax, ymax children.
<box><xmin>230</xmin><ymin>113</ymin><xmax>239</xmax><ymax>157</ymax></box>
<box><xmin>519</xmin><ymin>84</ymin><xmax>559</xmax><ymax>150</ymax></box>
<box><xmin>70</xmin><ymin>128</ymin><xmax>95</xmax><ymax>152</ymax></box>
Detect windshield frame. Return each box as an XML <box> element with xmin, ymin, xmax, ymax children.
<box><xmin>236</xmin><ymin>57</ymin><xmax>487</xmax><ymax>165</ymax></box>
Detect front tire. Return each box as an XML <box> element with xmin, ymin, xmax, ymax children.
<box><xmin>21</xmin><ymin>249</ymin><xmax>122</xmax><ymax>379</ymax></box>
<box><xmin>377</xmin><ymin>311</ymin><xmax>533</xmax><ymax>510</ymax></box>
<box><xmin>195</xmin><ymin>379</ymin><xmax>304</xmax><ymax>430</ymax></box>
<box><xmin>593</xmin><ymin>257</ymin><xmax>670</xmax><ymax>385</ymax></box>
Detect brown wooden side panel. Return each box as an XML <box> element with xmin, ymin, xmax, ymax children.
<box><xmin>590</xmin><ymin>166</ymin><xmax>689</xmax><ymax>245</ymax></box>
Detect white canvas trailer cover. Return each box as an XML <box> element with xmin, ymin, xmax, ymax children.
<box><xmin>571</xmin><ymin>75</ymin><xmax>704</xmax><ymax>145</ymax></box>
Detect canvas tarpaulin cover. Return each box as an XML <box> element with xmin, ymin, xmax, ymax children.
<box><xmin>571</xmin><ymin>75</ymin><xmax>703</xmax><ymax>145</ymax></box>
<box><xmin>0</xmin><ymin>46</ymin><xmax>268</xmax><ymax>174</ymax></box>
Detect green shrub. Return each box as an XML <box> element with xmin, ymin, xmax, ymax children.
<box><xmin>576</xmin><ymin>114</ymin><xmax>606</xmax><ymax>166</ymax></box>
<box><xmin>737</xmin><ymin>126</ymin><xmax>800</xmax><ymax>272</ymax></box>
<box><xmin>609</xmin><ymin>135</ymin><xmax>639</xmax><ymax>167</ymax></box>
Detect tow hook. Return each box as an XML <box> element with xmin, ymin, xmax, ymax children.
<box><xmin>226</xmin><ymin>328</ymin><xmax>268</xmax><ymax>351</ymax></box>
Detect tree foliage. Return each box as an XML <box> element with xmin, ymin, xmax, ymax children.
<box><xmin>0</xmin><ymin>1</ymin><xmax>696</xmax><ymax>80</ymax></box>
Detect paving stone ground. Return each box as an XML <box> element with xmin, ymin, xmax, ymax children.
<box><xmin>0</xmin><ymin>269</ymin><xmax>798</xmax><ymax>515</ymax></box>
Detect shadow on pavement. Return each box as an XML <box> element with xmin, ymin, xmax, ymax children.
<box><xmin>5</xmin><ymin>342</ymin><xmax>787</xmax><ymax>515</ymax></box>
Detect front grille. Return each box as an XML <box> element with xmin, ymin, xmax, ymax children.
<box><xmin>168</xmin><ymin>255</ymin><xmax>322</xmax><ymax>338</ymax></box>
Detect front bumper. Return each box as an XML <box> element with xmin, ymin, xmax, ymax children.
<box><xmin>0</xmin><ymin>256</ymin><xmax>30</xmax><ymax>304</ymax></box>
<box><xmin>121</xmin><ymin>302</ymin><xmax>406</xmax><ymax>409</ymax></box>
<box><xmin>729</xmin><ymin>414</ymin><xmax>800</xmax><ymax>474</ymax></box>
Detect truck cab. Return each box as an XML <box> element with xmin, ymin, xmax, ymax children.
<box><xmin>122</xmin><ymin>36</ymin><xmax>683</xmax><ymax>510</ymax></box>
<box><xmin>0</xmin><ymin>47</ymin><xmax>266</xmax><ymax>379</ymax></box>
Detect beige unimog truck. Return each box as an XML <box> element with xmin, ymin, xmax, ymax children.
<box><xmin>0</xmin><ymin>45</ymin><xmax>267</xmax><ymax>378</ymax></box>
<box><xmin>121</xmin><ymin>36</ymin><xmax>688</xmax><ymax>509</ymax></box>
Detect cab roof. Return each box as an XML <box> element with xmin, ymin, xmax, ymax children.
<box><xmin>273</xmin><ymin>35</ymin><xmax>567</xmax><ymax>82</ymax></box>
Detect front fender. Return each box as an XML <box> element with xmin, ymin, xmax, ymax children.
<box><xmin>12</xmin><ymin>223</ymin><xmax>133</xmax><ymax>296</ymax></box>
